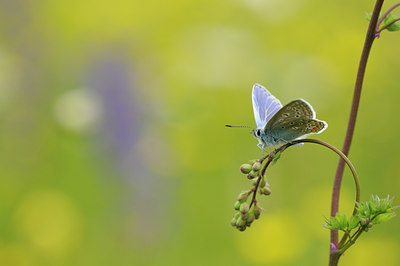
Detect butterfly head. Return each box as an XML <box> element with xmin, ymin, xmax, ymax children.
<box><xmin>253</xmin><ymin>128</ymin><xmax>262</xmax><ymax>139</ymax></box>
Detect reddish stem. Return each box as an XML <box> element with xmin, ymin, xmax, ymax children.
<box><xmin>329</xmin><ymin>1</ymin><xmax>384</xmax><ymax>265</ymax></box>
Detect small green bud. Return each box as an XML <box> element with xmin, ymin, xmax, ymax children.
<box><xmin>252</xmin><ymin>178</ymin><xmax>258</xmax><ymax>186</ymax></box>
<box><xmin>241</xmin><ymin>213</ymin><xmax>248</xmax><ymax>220</ymax></box>
<box><xmin>360</xmin><ymin>218</ymin><xmax>369</xmax><ymax>226</ymax></box>
<box><xmin>236</xmin><ymin>217</ymin><xmax>246</xmax><ymax>227</ymax></box>
<box><xmin>234</xmin><ymin>212</ymin><xmax>240</xmax><ymax>219</ymax></box>
<box><xmin>260</xmin><ymin>178</ymin><xmax>266</xmax><ymax>188</ymax></box>
<box><xmin>260</xmin><ymin>187</ymin><xmax>271</xmax><ymax>195</ymax></box>
<box><xmin>248</xmin><ymin>159</ymin><xmax>256</xmax><ymax>165</ymax></box>
<box><xmin>234</xmin><ymin>201</ymin><xmax>241</xmax><ymax>210</ymax></box>
<box><xmin>253</xmin><ymin>205</ymin><xmax>261</xmax><ymax>219</ymax></box>
<box><xmin>240</xmin><ymin>164</ymin><xmax>252</xmax><ymax>174</ymax></box>
<box><xmin>240</xmin><ymin>203</ymin><xmax>249</xmax><ymax>214</ymax></box>
<box><xmin>247</xmin><ymin>170</ymin><xmax>258</xmax><ymax>179</ymax></box>
<box><xmin>246</xmin><ymin>211</ymin><xmax>255</xmax><ymax>225</ymax></box>
<box><xmin>238</xmin><ymin>191</ymin><xmax>250</xmax><ymax>202</ymax></box>
<box><xmin>230</xmin><ymin>217</ymin><xmax>237</xmax><ymax>226</ymax></box>
<box><xmin>252</xmin><ymin>162</ymin><xmax>261</xmax><ymax>171</ymax></box>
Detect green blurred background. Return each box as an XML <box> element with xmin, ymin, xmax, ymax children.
<box><xmin>1</xmin><ymin>0</ymin><xmax>399</xmax><ymax>265</ymax></box>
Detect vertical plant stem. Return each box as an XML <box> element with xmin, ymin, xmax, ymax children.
<box><xmin>329</xmin><ymin>0</ymin><xmax>384</xmax><ymax>265</ymax></box>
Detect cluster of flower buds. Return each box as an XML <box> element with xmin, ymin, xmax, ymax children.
<box><xmin>360</xmin><ymin>218</ymin><xmax>373</xmax><ymax>232</ymax></box>
<box><xmin>240</xmin><ymin>160</ymin><xmax>261</xmax><ymax>180</ymax></box>
<box><xmin>231</xmin><ymin>159</ymin><xmax>273</xmax><ymax>231</ymax></box>
<box><xmin>231</xmin><ymin>190</ymin><xmax>262</xmax><ymax>231</ymax></box>
<box><xmin>240</xmin><ymin>160</ymin><xmax>272</xmax><ymax>195</ymax></box>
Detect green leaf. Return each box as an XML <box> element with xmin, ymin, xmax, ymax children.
<box><xmin>348</xmin><ymin>215</ymin><xmax>361</xmax><ymax>229</ymax></box>
<box><xmin>271</xmin><ymin>151</ymin><xmax>281</xmax><ymax>165</ymax></box>
<box><xmin>383</xmin><ymin>13</ymin><xmax>400</xmax><ymax>31</ymax></box>
<box><xmin>365</xmin><ymin>12</ymin><xmax>400</xmax><ymax>32</ymax></box>
<box><xmin>365</xmin><ymin>12</ymin><xmax>372</xmax><ymax>21</ymax></box>
<box><xmin>386</xmin><ymin>23</ymin><xmax>400</xmax><ymax>32</ymax></box>
<box><xmin>356</xmin><ymin>195</ymin><xmax>397</xmax><ymax>222</ymax></box>
<box><xmin>373</xmin><ymin>212</ymin><xmax>397</xmax><ymax>224</ymax></box>
<box><xmin>323</xmin><ymin>214</ymin><xmax>349</xmax><ymax>231</ymax></box>
<box><xmin>380</xmin><ymin>13</ymin><xmax>400</xmax><ymax>32</ymax></box>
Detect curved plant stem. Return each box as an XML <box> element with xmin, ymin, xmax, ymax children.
<box><xmin>330</xmin><ymin>1</ymin><xmax>384</xmax><ymax>265</ymax></box>
<box><xmin>249</xmin><ymin>139</ymin><xmax>360</xmax><ymax>213</ymax></box>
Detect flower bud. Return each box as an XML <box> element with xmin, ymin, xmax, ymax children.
<box><xmin>238</xmin><ymin>191</ymin><xmax>250</xmax><ymax>202</ymax></box>
<box><xmin>240</xmin><ymin>203</ymin><xmax>249</xmax><ymax>214</ymax></box>
<box><xmin>260</xmin><ymin>178</ymin><xmax>266</xmax><ymax>188</ymax></box>
<box><xmin>246</xmin><ymin>212</ymin><xmax>255</xmax><ymax>225</ymax></box>
<box><xmin>360</xmin><ymin>218</ymin><xmax>369</xmax><ymax>226</ymax></box>
<box><xmin>367</xmin><ymin>222</ymin><xmax>373</xmax><ymax>228</ymax></box>
<box><xmin>259</xmin><ymin>187</ymin><xmax>271</xmax><ymax>195</ymax></box>
<box><xmin>236</xmin><ymin>217</ymin><xmax>246</xmax><ymax>227</ymax></box>
<box><xmin>248</xmin><ymin>170</ymin><xmax>258</xmax><ymax>179</ymax></box>
<box><xmin>252</xmin><ymin>162</ymin><xmax>261</xmax><ymax>171</ymax></box>
<box><xmin>234</xmin><ymin>201</ymin><xmax>241</xmax><ymax>210</ymax></box>
<box><xmin>240</xmin><ymin>164</ymin><xmax>252</xmax><ymax>174</ymax></box>
<box><xmin>230</xmin><ymin>217</ymin><xmax>237</xmax><ymax>226</ymax></box>
<box><xmin>253</xmin><ymin>205</ymin><xmax>261</xmax><ymax>219</ymax></box>
<box><xmin>241</xmin><ymin>213</ymin><xmax>248</xmax><ymax>220</ymax></box>
<box><xmin>264</xmin><ymin>186</ymin><xmax>272</xmax><ymax>195</ymax></box>
<box><xmin>238</xmin><ymin>226</ymin><xmax>247</xmax><ymax>232</ymax></box>
<box><xmin>252</xmin><ymin>179</ymin><xmax>258</xmax><ymax>186</ymax></box>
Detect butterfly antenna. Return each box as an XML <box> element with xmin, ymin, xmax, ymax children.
<box><xmin>225</xmin><ymin>124</ymin><xmax>255</xmax><ymax>129</ymax></box>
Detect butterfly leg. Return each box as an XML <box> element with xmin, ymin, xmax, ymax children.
<box><xmin>256</xmin><ymin>143</ymin><xmax>264</xmax><ymax>156</ymax></box>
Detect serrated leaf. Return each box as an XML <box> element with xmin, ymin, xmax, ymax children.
<box><xmin>386</xmin><ymin>23</ymin><xmax>400</xmax><ymax>32</ymax></box>
<box><xmin>334</xmin><ymin>214</ymin><xmax>348</xmax><ymax>230</ymax></box>
<box><xmin>365</xmin><ymin>12</ymin><xmax>372</xmax><ymax>21</ymax></box>
<box><xmin>382</xmin><ymin>13</ymin><xmax>400</xmax><ymax>32</ymax></box>
<box><xmin>365</xmin><ymin>12</ymin><xmax>400</xmax><ymax>32</ymax></box>
<box><xmin>373</xmin><ymin>212</ymin><xmax>397</xmax><ymax>224</ymax></box>
<box><xmin>383</xmin><ymin>13</ymin><xmax>397</xmax><ymax>24</ymax></box>
<box><xmin>348</xmin><ymin>215</ymin><xmax>360</xmax><ymax>229</ymax></box>
<box><xmin>323</xmin><ymin>216</ymin><xmax>341</xmax><ymax>230</ymax></box>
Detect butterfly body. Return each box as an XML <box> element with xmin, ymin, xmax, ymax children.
<box><xmin>252</xmin><ymin>84</ymin><xmax>327</xmax><ymax>150</ymax></box>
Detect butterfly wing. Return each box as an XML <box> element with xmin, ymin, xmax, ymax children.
<box><xmin>265</xmin><ymin>99</ymin><xmax>327</xmax><ymax>141</ymax></box>
<box><xmin>252</xmin><ymin>84</ymin><xmax>283</xmax><ymax>129</ymax></box>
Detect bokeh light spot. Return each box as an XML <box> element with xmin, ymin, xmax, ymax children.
<box><xmin>236</xmin><ymin>213</ymin><xmax>306</xmax><ymax>264</ymax></box>
<box><xmin>53</xmin><ymin>88</ymin><xmax>101</xmax><ymax>133</ymax></box>
<box><xmin>13</xmin><ymin>190</ymin><xmax>81</xmax><ymax>258</ymax></box>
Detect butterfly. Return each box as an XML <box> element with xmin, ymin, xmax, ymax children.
<box><xmin>251</xmin><ymin>83</ymin><xmax>327</xmax><ymax>151</ymax></box>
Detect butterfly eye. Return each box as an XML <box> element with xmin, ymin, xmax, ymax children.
<box><xmin>256</xmin><ymin>130</ymin><xmax>261</xmax><ymax>136</ymax></box>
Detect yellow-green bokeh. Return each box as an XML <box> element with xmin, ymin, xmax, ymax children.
<box><xmin>1</xmin><ymin>0</ymin><xmax>400</xmax><ymax>265</ymax></box>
